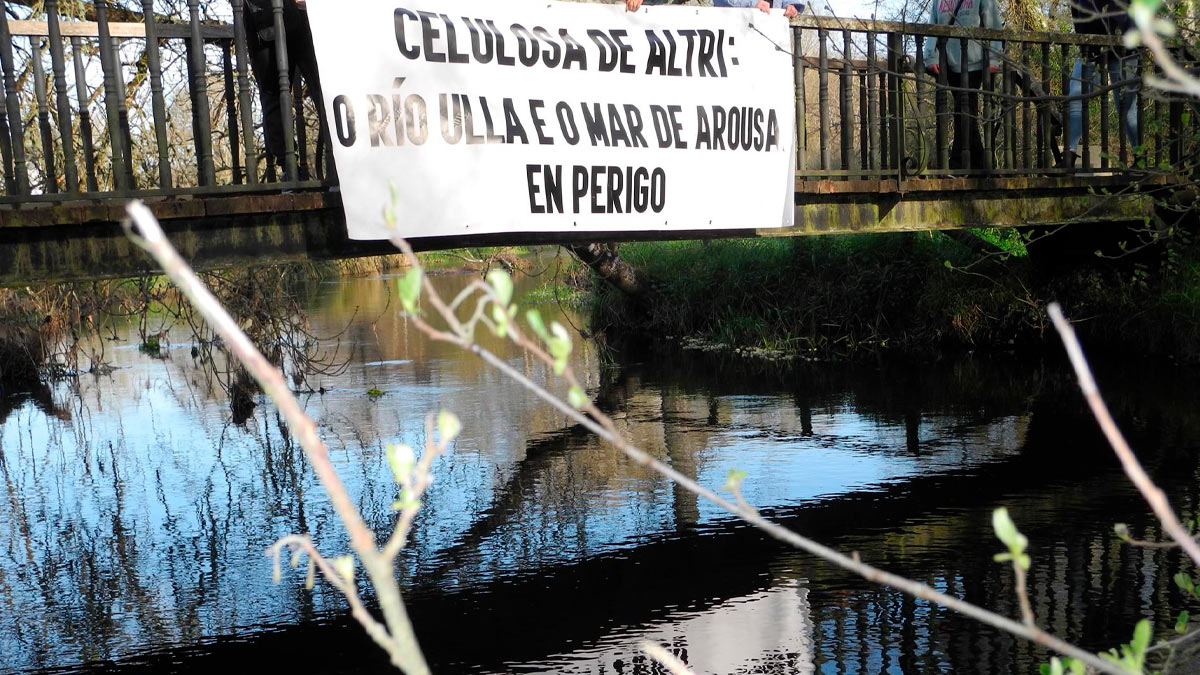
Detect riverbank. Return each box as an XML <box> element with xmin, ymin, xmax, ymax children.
<box><xmin>585</xmin><ymin>229</ymin><xmax>1200</xmax><ymax>361</ymax></box>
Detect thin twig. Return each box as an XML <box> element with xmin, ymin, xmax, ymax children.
<box><xmin>1048</xmin><ymin>303</ymin><xmax>1200</xmax><ymax>569</ymax></box>
<box><xmin>641</xmin><ymin>642</ymin><xmax>697</xmax><ymax>675</ymax></box>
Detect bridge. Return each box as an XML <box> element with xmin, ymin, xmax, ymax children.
<box><xmin>0</xmin><ymin>4</ymin><xmax>1192</xmax><ymax>285</ymax></box>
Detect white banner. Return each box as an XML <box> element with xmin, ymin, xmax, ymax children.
<box><xmin>307</xmin><ymin>0</ymin><xmax>796</xmax><ymax>241</ymax></box>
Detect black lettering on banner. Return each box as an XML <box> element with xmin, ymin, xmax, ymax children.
<box><xmin>753</xmin><ymin>109</ymin><xmax>764</xmax><ymax>151</ymax></box>
<box><xmin>533</xmin><ymin>27</ymin><xmax>561</xmax><ymax>67</ymax></box>
<box><xmin>511</xmin><ymin>24</ymin><xmax>539</xmax><ymax>67</ymax></box>
<box><xmin>650</xmin><ymin>105</ymin><xmax>672</xmax><ymax>148</ymax></box>
<box><xmin>405</xmin><ymin>94</ymin><xmax>428</xmax><ymax>145</ymax></box>
<box><xmin>580</xmin><ymin>103</ymin><xmax>608</xmax><ymax>146</ymax></box>
<box><xmin>526</xmin><ymin>164</ymin><xmax>563</xmax><ymax>213</ymax></box>
<box><xmin>766</xmin><ymin>110</ymin><xmax>779</xmax><ymax>150</ymax></box>
<box><xmin>694</xmin><ymin>105</ymin><xmax>710</xmax><ymax>149</ymax></box>
<box><xmin>677</xmin><ymin>30</ymin><xmax>697</xmax><ymax>77</ymax></box>
<box><xmin>712</xmin><ymin>106</ymin><xmax>726</xmax><ymax>150</ymax></box>
<box><xmin>697</xmin><ymin>30</ymin><xmax>717</xmax><ymax>77</ymax></box>
<box><xmin>589</xmin><ymin>164</ymin><xmax>604</xmax><ymax>213</ymax></box>
<box><xmin>368</xmin><ymin>94</ymin><xmax>393</xmax><ymax>146</ymax></box>
<box><xmin>560</xmin><ymin>29</ymin><xmax>587</xmax><ymax>70</ymax></box>
<box><xmin>442</xmin><ymin>13</ymin><xmax>469</xmax><ymax>63</ymax></box>
<box><xmin>527</xmin><ymin>164</ymin><xmax>543</xmax><ymax>213</ymax></box>
<box><xmin>667</xmin><ymin>105</ymin><xmax>686</xmax><ymax>148</ymax></box>
<box><xmin>663</xmin><ymin>31</ymin><xmax>684</xmax><ymax>76</ymax></box>
<box><xmin>394</xmin><ymin>8</ymin><xmax>419</xmax><ymax>59</ymax></box>
<box><xmin>556</xmin><ymin>102</ymin><xmax>580</xmax><ymax>144</ymax></box>
<box><xmin>606</xmin><ymin>165</ymin><xmax>623</xmax><ymax>213</ymax></box>
<box><xmin>462</xmin><ymin>97</ymin><xmax>484</xmax><ymax>144</ymax></box>
<box><xmin>490</xmin><ymin>20</ymin><xmax>515</xmax><ymax>65</ymax></box>
<box><xmin>391</xmin><ymin>79</ymin><xmax>406</xmax><ymax>146</ymax></box>
<box><xmin>587</xmin><ymin>29</ymin><xmax>618</xmax><ymax>72</ymax></box>
<box><xmin>418</xmin><ymin>11</ymin><xmax>445</xmax><ymax>63</ymax></box>
<box><xmin>465</xmin><ymin>17</ymin><xmax>494</xmax><ymax>62</ymax></box>
<box><xmin>607</xmin><ymin>105</ymin><xmax>629</xmax><ymax>147</ymax></box>
<box><xmin>440</xmin><ymin>93</ymin><xmax>463</xmax><ymax>143</ymax></box>
<box><xmin>502</xmin><ymin>98</ymin><xmax>528</xmax><ymax>144</ymax></box>
<box><xmin>333</xmin><ymin>94</ymin><xmax>356</xmax><ymax>146</ymax></box>
<box><xmin>529</xmin><ymin>100</ymin><xmax>552</xmax><ymax>144</ymax></box>
<box><xmin>727</xmin><ymin>106</ymin><xmax>740</xmax><ymax>149</ymax></box>
<box><xmin>650</xmin><ymin>168</ymin><xmax>666</xmax><ymax>212</ymax></box>
<box><xmin>611</xmin><ymin>29</ymin><xmax>636</xmax><ymax>74</ymax></box>
<box><xmin>572</xmin><ymin>165</ymin><xmax>588</xmax><ymax>212</ymax></box>
<box><xmin>633</xmin><ymin>167</ymin><xmax>649</xmax><ymax>211</ymax></box>
<box><xmin>623</xmin><ymin>104</ymin><xmax>647</xmax><ymax>148</ymax></box>
<box><xmin>644</xmin><ymin>31</ymin><xmax>668</xmax><ymax>76</ymax></box>
<box><xmin>479</xmin><ymin>97</ymin><xmax>505</xmax><ymax>143</ymax></box>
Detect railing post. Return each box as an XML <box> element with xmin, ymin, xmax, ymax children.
<box><xmin>31</xmin><ymin>39</ymin><xmax>59</xmax><ymax>193</ymax></box>
<box><xmin>71</xmin><ymin>36</ymin><xmax>98</xmax><ymax>192</ymax></box>
<box><xmin>1099</xmin><ymin>50</ymin><xmax>1110</xmax><ymax>170</ymax></box>
<box><xmin>231</xmin><ymin>0</ymin><xmax>259</xmax><ymax>186</ymax></box>
<box><xmin>1060</xmin><ymin>43</ymin><xmax>1070</xmax><ymax>171</ymax></box>
<box><xmin>936</xmin><ymin>36</ymin><xmax>949</xmax><ymax>171</ymax></box>
<box><xmin>887</xmin><ymin>31</ymin><xmax>903</xmax><ymax>180</ymax></box>
<box><xmin>979</xmin><ymin>33</ymin><xmax>992</xmax><ymax>172</ymax></box>
<box><xmin>957</xmin><ymin>36</ymin><xmax>969</xmax><ymax>172</ymax></box>
<box><xmin>792</xmin><ymin>26</ymin><xmax>806</xmax><ymax>173</ymax></box>
<box><xmin>142</xmin><ymin>0</ymin><xmax>173</xmax><ymax>189</ymax></box>
<box><xmin>857</xmin><ymin>68</ymin><xmax>867</xmax><ymax>177</ymax></box>
<box><xmin>1001</xmin><ymin>43</ymin><xmax>1014</xmax><ymax>171</ymax></box>
<box><xmin>818</xmin><ymin>27</ymin><xmax>830</xmax><ymax>172</ymax></box>
<box><xmin>222</xmin><ymin>41</ymin><xmax>241</xmax><ymax>184</ymax></box>
<box><xmin>0</xmin><ymin>0</ymin><xmax>30</xmax><ymax>195</ymax></box>
<box><xmin>112</xmin><ymin>37</ymin><xmax>135</xmax><ymax>189</ymax></box>
<box><xmin>272</xmin><ymin>0</ymin><xmax>298</xmax><ymax>183</ymax></box>
<box><xmin>839</xmin><ymin>30</ymin><xmax>852</xmax><ymax>176</ymax></box>
<box><xmin>1040</xmin><ymin>42</ymin><xmax>1051</xmax><ymax>169</ymax></box>
<box><xmin>45</xmin><ymin>0</ymin><xmax>78</xmax><ymax>193</ymax></box>
<box><xmin>95</xmin><ymin>1</ymin><xmax>127</xmax><ymax>193</ymax></box>
<box><xmin>867</xmin><ymin>32</ymin><xmax>879</xmax><ymax>173</ymax></box>
<box><xmin>1081</xmin><ymin>54</ymin><xmax>1093</xmax><ymax>169</ymax></box>
<box><xmin>188</xmin><ymin>0</ymin><xmax>216</xmax><ymax>186</ymax></box>
<box><xmin>1021</xmin><ymin>46</ymin><xmax>1031</xmax><ymax>170</ymax></box>
<box><xmin>914</xmin><ymin>35</ymin><xmax>927</xmax><ymax>175</ymax></box>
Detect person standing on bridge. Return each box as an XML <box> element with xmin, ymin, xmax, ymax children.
<box><xmin>242</xmin><ymin>0</ymin><xmax>335</xmax><ymax>184</ymax></box>
<box><xmin>923</xmin><ymin>0</ymin><xmax>1003</xmax><ymax>172</ymax></box>
<box><xmin>1062</xmin><ymin>0</ymin><xmax>1139</xmax><ymax>169</ymax></box>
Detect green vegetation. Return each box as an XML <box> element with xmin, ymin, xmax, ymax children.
<box><xmin>586</xmin><ymin>228</ymin><xmax>1200</xmax><ymax>360</ymax></box>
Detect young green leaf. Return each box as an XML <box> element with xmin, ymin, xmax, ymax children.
<box><xmin>486</xmin><ymin>269</ymin><xmax>514</xmax><ymax>307</ymax></box>
<box><xmin>438</xmin><ymin>411</ymin><xmax>462</xmax><ymax>443</ymax></box>
<box><xmin>548</xmin><ymin>321</ymin><xmax>573</xmax><ymax>375</ymax></box>
<box><xmin>526</xmin><ymin>309</ymin><xmax>550</xmax><ymax>342</ymax></box>
<box><xmin>1174</xmin><ymin>571</ymin><xmax>1194</xmax><ymax>593</ymax></box>
<box><xmin>397</xmin><ymin>268</ymin><xmax>423</xmax><ymax>315</ymax></box>
<box><xmin>568</xmin><ymin>385</ymin><xmax>588</xmax><ymax>409</ymax></box>
<box><xmin>334</xmin><ymin>555</ymin><xmax>355</xmax><ymax>584</ymax></box>
<box><xmin>724</xmin><ymin>468</ymin><xmax>748</xmax><ymax>494</ymax></box>
<box><xmin>386</xmin><ymin>443</ymin><xmax>416</xmax><ymax>484</ymax></box>
<box><xmin>1176</xmin><ymin>610</ymin><xmax>1190</xmax><ymax>634</ymax></box>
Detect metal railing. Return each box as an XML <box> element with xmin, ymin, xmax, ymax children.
<box><xmin>0</xmin><ymin>6</ymin><xmax>1194</xmax><ymax>205</ymax></box>
<box><xmin>789</xmin><ymin>15</ymin><xmax>1197</xmax><ymax>183</ymax></box>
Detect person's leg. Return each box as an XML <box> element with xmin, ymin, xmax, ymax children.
<box><xmin>290</xmin><ymin>31</ymin><xmax>337</xmax><ymax>184</ymax></box>
<box><xmin>249</xmin><ymin>40</ymin><xmax>285</xmax><ymax>178</ymax></box>
<box><xmin>966</xmin><ymin>70</ymin><xmax>988</xmax><ymax>171</ymax></box>
<box><xmin>1066</xmin><ymin>58</ymin><xmax>1084</xmax><ymax>153</ymax></box>
<box><xmin>1109</xmin><ymin>54</ymin><xmax>1139</xmax><ymax>152</ymax></box>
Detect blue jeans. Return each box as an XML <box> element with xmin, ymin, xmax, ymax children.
<box><xmin>1066</xmin><ymin>55</ymin><xmax>1140</xmax><ymax>154</ymax></box>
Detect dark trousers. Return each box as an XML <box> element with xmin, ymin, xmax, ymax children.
<box><xmin>245</xmin><ymin>11</ymin><xmax>336</xmax><ymax>182</ymax></box>
<box><xmin>950</xmin><ymin>69</ymin><xmax>989</xmax><ymax>171</ymax></box>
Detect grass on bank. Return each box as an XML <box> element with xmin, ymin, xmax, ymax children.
<box><xmin>586</xmin><ymin>229</ymin><xmax>1200</xmax><ymax>359</ymax></box>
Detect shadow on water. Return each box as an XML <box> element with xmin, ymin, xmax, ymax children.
<box><xmin>3</xmin><ymin>271</ymin><xmax>1200</xmax><ymax>674</ymax></box>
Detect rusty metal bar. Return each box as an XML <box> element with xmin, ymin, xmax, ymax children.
<box><xmin>70</xmin><ymin>36</ymin><xmax>97</xmax><ymax>192</ymax></box>
<box><xmin>45</xmin><ymin>0</ymin><xmax>78</xmax><ymax>192</ymax></box>
<box><xmin>1040</xmin><ymin>42</ymin><xmax>1051</xmax><ymax>169</ymax></box>
<box><xmin>95</xmin><ymin>1</ymin><xmax>127</xmax><ymax>193</ymax></box>
<box><xmin>818</xmin><ymin>27</ymin><xmax>830</xmax><ymax>171</ymax></box>
<box><xmin>31</xmin><ymin>39</ymin><xmax>58</xmax><ymax>193</ymax></box>
<box><xmin>141</xmin><ymin>0</ymin><xmax>172</xmax><ymax>189</ymax></box>
<box><xmin>112</xmin><ymin>37</ymin><xmax>134</xmax><ymax>189</ymax></box>
<box><xmin>272</xmin><ymin>0</ymin><xmax>298</xmax><ymax>183</ymax></box>
<box><xmin>936</xmin><ymin>38</ymin><xmax>949</xmax><ymax>170</ymax></box>
<box><xmin>857</xmin><ymin>70</ymin><xmax>867</xmax><ymax>176</ymax></box>
<box><xmin>887</xmin><ymin>31</ymin><xmax>903</xmax><ymax>178</ymax></box>
<box><xmin>1001</xmin><ymin>45</ymin><xmax>1013</xmax><ymax>170</ymax></box>
<box><xmin>294</xmin><ymin>78</ymin><xmax>308</xmax><ymax>179</ymax></box>
<box><xmin>231</xmin><ymin>0</ymin><xmax>258</xmax><ymax>186</ymax></box>
<box><xmin>223</xmin><ymin>40</ymin><xmax>241</xmax><ymax>185</ymax></box>
<box><xmin>958</xmin><ymin>36</ymin><xmax>969</xmax><ymax>171</ymax></box>
<box><xmin>1021</xmin><ymin>46</ymin><xmax>1031</xmax><ymax>170</ymax></box>
<box><xmin>980</xmin><ymin>36</ymin><xmax>992</xmax><ymax>171</ymax></box>
<box><xmin>188</xmin><ymin>0</ymin><xmax>215</xmax><ymax>186</ymax></box>
<box><xmin>878</xmin><ymin>67</ymin><xmax>888</xmax><ymax>171</ymax></box>
<box><xmin>792</xmin><ymin>26</ymin><xmax>806</xmax><ymax>173</ymax></box>
<box><xmin>1060</xmin><ymin>43</ymin><xmax>1070</xmax><ymax>170</ymax></box>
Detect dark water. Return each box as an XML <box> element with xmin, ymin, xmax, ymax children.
<box><xmin>2</xmin><ymin>270</ymin><xmax>1199</xmax><ymax>674</ymax></box>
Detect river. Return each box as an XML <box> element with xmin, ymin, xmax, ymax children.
<box><xmin>1</xmin><ymin>266</ymin><xmax>1197</xmax><ymax>674</ymax></box>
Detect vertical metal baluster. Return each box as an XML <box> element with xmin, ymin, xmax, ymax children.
<box><xmin>272</xmin><ymin>0</ymin><xmax>297</xmax><ymax>183</ymax></box>
<box><xmin>188</xmin><ymin>0</ymin><xmax>215</xmax><ymax>186</ymax></box>
<box><xmin>0</xmin><ymin>63</ymin><xmax>13</xmax><ymax>195</ymax></box>
<box><xmin>958</xmin><ymin>36</ymin><xmax>969</xmax><ymax>172</ymax></box>
<box><xmin>96</xmin><ymin>1</ymin><xmax>127</xmax><ymax>193</ymax></box>
<box><xmin>1100</xmin><ymin>50</ymin><xmax>1110</xmax><ymax>169</ymax></box>
<box><xmin>0</xmin><ymin>2</ymin><xmax>29</xmax><ymax>195</ymax></box>
<box><xmin>45</xmin><ymin>0</ymin><xmax>78</xmax><ymax>192</ymax></box>
<box><xmin>888</xmin><ymin>31</ymin><xmax>903</xmax><ymax>179</ymax></box>
<box><xmin>878</xmin><ymin>66</ymin><xmax>888</xmax><ymax>170</ymax></box>
<box><xmin>112</xmin><ymin>37</ymin><xmax>134</xmax><ymax>189</ymax></box>
<box><xmin>867</xmin><ymin>33</ymin><xmax>879</xmax><ymax>173</ymax></box>
<box><xmin>937</xmin><ymin>35</ymin><xmax>949</xmax><ymax>171</ymax></box>
<box><xmin>1021</xmin><ymin>46</ymin><xmax>1031</xmax><ymax>170</ymax></box>
<box><xmin>1170</xmin><ymin>91</ymin><xmax>1182</xmax><ymax>166</ymax></box>
<box><xmin>293</xmin><ymin>78</ymin><xmax>308</xmax><ymax>179</ymax></box>
<box><xmin>1001</xmin><ymin>43</ymin><xmax>1013</xmax><ymax>170</ymax></box>
<box><xmin>857</xmin><ymin>69</ymin><xmax>867</xmax><ymax>177</ymax></box>
<box><xmin>839</xmin><ymin>30</ymin><xmax>852</xmax><ymax>176</ymax></box>
<box><xmin>31</xmin><ymin>39</ymin><xmax>58</xmax><ymax>193</ymax></box>
<box><xmin>1061</xmin><ymin>44</ymin><xmax>1070</xmax><ymax>172</ymax></box>
<box><xmin>1133</xmin><ymin>47</ymin><xmax>1144</xmax><ymax>165</ymax></box>
<box><xmin>1040</xmin><ymin>42</ymin><xmax>1051</xmax><ymax>169</ymax></box>
<box><xmin>142</xmin><ymin>0</ymin><xmax>172</xmax><ymax>188</ymax></box>
<box><xmin>231</xmin><ymin>0</ymin><xmax>258</xmax><ymax>185</ymax></box>
<box><xmin>71</xmin><ymin>37</ymin><xmax>98</xmax><ymax>192</ymax></box>
<box><xmin>980</xmin><ymin>34</ymin><xmax>992</xmax><ymax>172</ymax></box>
<box><xmin>914</xmin><ymin>35</ymin><xmax>926</xmax><ymax>176</ymax></box>
<box><xmin>818</xmin><ymin>27</ymin><xmax>830</xmax><ymax>172</ymax></box>
<box><xmin>222</xmin><ymin>40</ymin><xmax>241</xmax><ymax>184</ymax></box>
<box><xmin>793</xmin><ymin>26</ymin><xmax>806</xmax><ymax>173</ymax></box>
<box><xmin>1082</xmin><ymin>51</ymin><xmax>1092</xmax><ymax>169</ymax></box>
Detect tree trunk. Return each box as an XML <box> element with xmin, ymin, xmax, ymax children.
<box><xmin>566</xmin><ymin>243</ymin><xmax>643</xmax><ymax>298</ymax></box>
